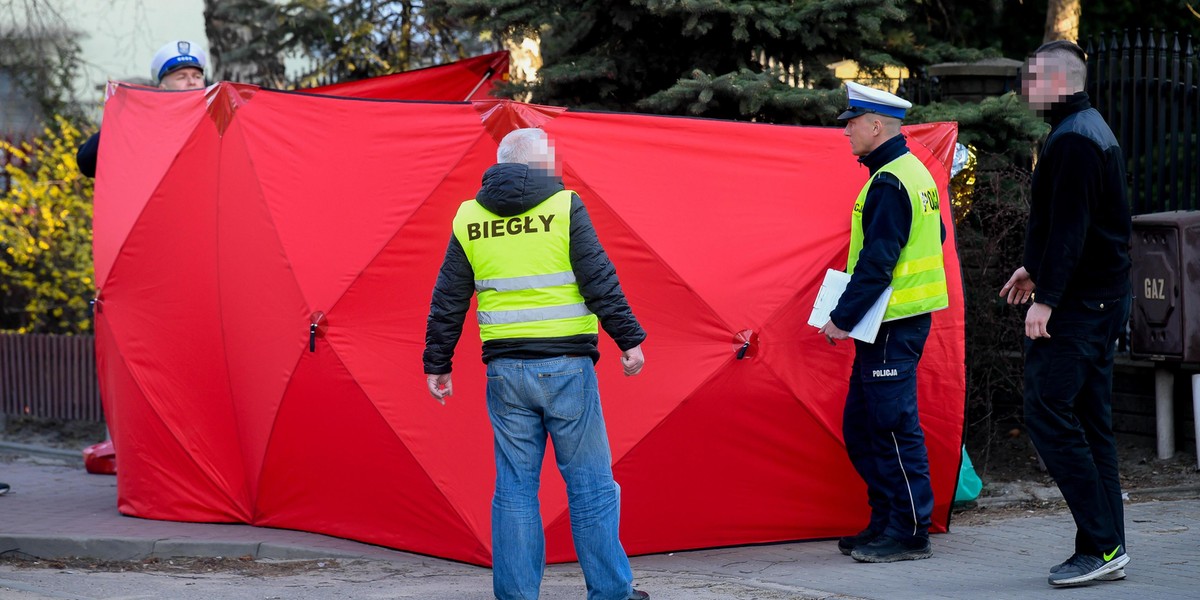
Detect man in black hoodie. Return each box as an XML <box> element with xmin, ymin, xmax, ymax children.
<box><xmin>1000</xmin><ymin>40</ymin><xmax>1132</xmax><ymax>587</ymax></box>
<box><xmin>423</xmin><ymin>128</ymin><xmax>648</xmax><ymax>600</ymax></box>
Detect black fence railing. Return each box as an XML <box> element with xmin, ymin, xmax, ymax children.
<box><xmin>1085</xmin><ymin>30</ymin><xmax>1198</xmax><ymax>215</ymax></box>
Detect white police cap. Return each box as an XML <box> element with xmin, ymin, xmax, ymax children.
<box><xmin>150</xmin><ymin>40</ymin><xmax>207</xmax><ymax>83</ymax></box>
<box><xmin>837</xmin><ymin>81</ymin><xmax>912</xmax><ymax>121</ymax></box>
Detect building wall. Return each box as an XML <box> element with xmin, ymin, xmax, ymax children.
<box><xmin>1</xmin><ymin>0</ymin><xmax>207</xmax><ymax>125</ymax></box>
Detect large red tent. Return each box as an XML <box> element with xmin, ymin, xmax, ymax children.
<box><xmin>91</xmin><ymin>76</ymin><xmax>964</xmax><ymax>567</ymax></box>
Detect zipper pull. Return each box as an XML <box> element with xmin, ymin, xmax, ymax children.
<box><xmin>309</xmin><ymin>311</ymin><xmax>326</xmax><ymax>352</ymax></box>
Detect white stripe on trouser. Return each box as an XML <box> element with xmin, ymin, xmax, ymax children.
<box><xmin>892</xmin><ymin>432</ymin><xmax>918</xmax><ymax>537</ymax></box>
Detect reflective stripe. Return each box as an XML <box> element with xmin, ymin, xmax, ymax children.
<box><xmin>892</xmin><ymin>432</ymin><xmax>920</xmax><ymax>537</ymax></box>
<box><xmin>477</xmin><ymin>303</ymin><xmax>591</xmax><ymax>325</ymax></box>
<box><xmin>893</xmin><ymin>254</ymin><xmax>943</xmax><ymax>278</ymax></box>
<box><xmin>475</xmin><ymin>271</ymin><xmax>576</xmax><ymax>293</ymax></box>
<box><xmin>889</xmin><ymin>281</ymin><xmax>949</xmax><ymax>307</ymax></box>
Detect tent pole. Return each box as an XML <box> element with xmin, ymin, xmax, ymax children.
<box><xmin>464</xmin><ymin>68</ymin><xmax>495</xmax><ymax>101</ymax></box>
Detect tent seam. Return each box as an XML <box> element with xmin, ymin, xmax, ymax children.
<box><xmin>554</xmin><ymin>160</ymin><xmax>735</xmax><ymax>468</ymax></box>
<box><xmin>319</xmin><ymin>127</ymin><xmax>496</xmax><ymax>556</ymax></box>
<box><xmin>540</xmin><ymin>162</ymin><xmax>738</xmax><ymax>532</ymax></box>
<box><xmin>327</xmin><ymin>125</ymin><xmax>490</xmax><ymax>315</ymax></box>
<box><xmin>216</xmin><ymin>116</ymin><xmax>290</xmax><ymax>522</ymax></box>
<box><xmin>99</xmin><ymin>315</ymin><xmax>247</xmax><ymax>522</ymax></box>
<box><xmin>545</xmin><ymin>351</ymin><xmax>742</xmax><ymax>535</ymax></box>
<box><xmin>332</xmin><ymin>344</ymin><xmax>491</xmax><ymax>559</ymax></box>
<box><xmin>97</xmin><ymin>98</ymin><xmax>209</xmax><ymax>291</ymax></box>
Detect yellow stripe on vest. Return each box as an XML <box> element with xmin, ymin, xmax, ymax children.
<box><xmin>889</xmin><ymin>281</ymin><xmax>949</xmax><ymax>307</ymax></box>
<box><xmin>893</xmin><ymin>254</ymin><xmax>944</xmax><ymax>278</ymax></box>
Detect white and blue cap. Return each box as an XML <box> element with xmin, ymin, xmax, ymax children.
<box><xmin>150</xmin><ymin>40</ymin><xmax>207</xmax><ymax>84</ymax></box>
<box><xmin>837</xmin><ymin>81</ymin><xmax>912</xmax><ymax>121</ymax></box>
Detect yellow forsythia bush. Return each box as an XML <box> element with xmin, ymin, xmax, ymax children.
<box><xmin>1</xmin><ymin>116</ymin><xmax>96</xmax><ymax>334</ymax></box>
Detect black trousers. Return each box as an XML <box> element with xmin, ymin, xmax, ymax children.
<box><xmin>844</xmin><ymin>313</ymin><xmax>934</xmax><ymax>542</ymax></box>
<box><xmin>1023</xmin><ymin>293</ymin><xmax>1130</xmax><ymax>558</ymax></box>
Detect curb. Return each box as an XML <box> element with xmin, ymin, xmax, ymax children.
<box><xmin>0</xmin><ymin>441</ymin><xmax>83</xmax><ymax>462</ymax></box>
<box><xmin>967</xmin><ymin>483</ymin><xmax>1200</xmax><ymax>509</ymax></box>
<box><xmin>0</xmin><ymin>534</ymin><xmax>375</xmax><ymax>562</ymax></box>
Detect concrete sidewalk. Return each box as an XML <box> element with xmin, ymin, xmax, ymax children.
<box><xmin>2</xmin><ymin>451</ymin><xmax>1198</xmax><ymax>599</ymax></box>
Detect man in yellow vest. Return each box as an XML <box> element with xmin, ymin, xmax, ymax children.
<box><xmin>423</xmin><ymin>128</ymin><xmax>649</xmax><ymax>600</ymax></box>
<box><xmin>818</xmin><ymin>82</ymin><xmax>949</xmax><ymax>563</ymax></box>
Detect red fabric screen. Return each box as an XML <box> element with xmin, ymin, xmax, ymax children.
<box><xmin>92</xmin><ymin>81</ymin><xmax>964</xmax><ymax>567</ymax></box>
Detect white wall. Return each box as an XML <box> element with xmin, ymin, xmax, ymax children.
<box><xmin>71</xmin><ymin>0</ymin><xmax>208</xmax><ymax>111</ymax></box>
<box><xmin>3</xmin><ymin>0</ymin><xmax>208</xmax><ymax>121</ymax></box>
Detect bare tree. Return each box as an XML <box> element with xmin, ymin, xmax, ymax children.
<box><xmin>202</xmin><ymin>0</ymin><xmax>287</xmax><ymax>87</ymax></box>
<box><xmin>1043</xmin><ymin>0</ymin><xmax>1081</xmax><ymax>43</ymax></box>
<box><xmin>0</xmin><ymin>0</ymin><xmax>84</xmax><ymax>128</ymax></box>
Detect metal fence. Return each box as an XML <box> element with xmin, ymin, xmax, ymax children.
<box><xmin>1085</xmin><ymin>30</ymin><xmax>1198</xmax><ymax>214</ymax></box>
<box><xmin>0</xmin><ymin>333</ymin><xmax>103</xmax><ymax>422</ymax></box>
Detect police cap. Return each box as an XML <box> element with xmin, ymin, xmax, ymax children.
<box><xmin>837</xmin><ymin>81</ymin><xmax>912</xmax><ymax>121</ymax></box>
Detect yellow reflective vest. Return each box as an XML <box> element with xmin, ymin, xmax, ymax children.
<box><xmin>452</xmin><ymin>189</ymin><xmax>598</xmax><ymax>341</ymax></box>
<box><xmin>847</xmin><ymin>152</ymin><xmax>949</xmax><ymax>321</ymax></box>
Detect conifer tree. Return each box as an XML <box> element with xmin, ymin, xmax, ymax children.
<box><xmin>433</xmin><ymin>0</ymin><xmax>984</xmax><ymax>124</ymax></box>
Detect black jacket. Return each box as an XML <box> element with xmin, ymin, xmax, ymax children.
<box><xmin>423</xmin><ymin>163</ymin><xmax>646</xmax><ymax>373</ymax></box>
<box><xmin>1024</xmin><ymin>92</ymin><xmax>1131</xmax><ymax>307</ymax></box>
<box><xmin>77</xmin><ymin>131</ymin><xmax>101</xmax><ymax>178</ymax></box>
<box><xmin>830</xmin><ymin>135</ymin><xmax>945</xmax><ymax>330</ymax></box>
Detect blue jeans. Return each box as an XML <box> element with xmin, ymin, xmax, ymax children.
<box><xmin>486</xmin><ymin>356</ymin><xmax>633</xmax><ymax>600</ymax></box>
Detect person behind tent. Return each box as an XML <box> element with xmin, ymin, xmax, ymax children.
<box><xmin>817</xmin><ymin>81</ymin><xmax>949</xmax><ymax>563</ymax></box>
<box><xmin>76</xmin><ymin>40</ymin><xmax>208</xmax><ymax>178</ymax></box>
<box><xmin>422</xmin><ymin>128</ymin><xmax>650</xmax><ymax>600</ymax></box>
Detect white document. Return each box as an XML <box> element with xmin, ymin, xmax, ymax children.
<box><xmin>807</xmin><ymin>269</ymin><xmax>892</xmax><ymax>344</ymax></box>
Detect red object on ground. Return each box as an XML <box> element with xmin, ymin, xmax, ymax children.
<box><xmin>83</xmin><ymin>440</ymin><xmax>116</xmax><ymax>475</ymax></box>
<box><xmin>91</xmin><ymin>79</ymin><xmax>964</xmax><ymax>567</ymax></box>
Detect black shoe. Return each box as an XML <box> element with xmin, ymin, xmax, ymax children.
<box><xmin>1051</xmin><ymin>552</ymin><xmax>1126</xmax><ymax>581</ymax></box>
<box><xmin>1050</xmin><ymin>553</ymin><xmax>1079</xmax><ymax>573</ymax></box>
<box><xmin>628</xmin><ymin>589</ymin><xmax>649</xmax><ymax>600</ymax></box>
<box><xmin>1048</xmin><ymin>547</ymin><xmax>1128</xmax><ymax>587</ymax></box>
<box><xmin>837</xmin><ymin>528</ymin><xmax>880</xmax><ymax>556</ymax></box>
<box><xmin>850</xmin><ymin>534</ymin><xmax>932</xmax><ymax>563</ymax></box>
<box><xmin>0</xmin><ymin>482</ymin><xmax>9</xmax><ymax>496</ymax></box>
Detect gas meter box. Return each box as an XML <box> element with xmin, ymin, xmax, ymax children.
<box><xmin>1129</xmin><ymin>210</ymin><xmax>1200</xmax><ymax>362</ymax></box>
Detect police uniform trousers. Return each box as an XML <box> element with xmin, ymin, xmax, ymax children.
<box><xmin>843</xmin><ymin>313</ymin><xmax>935</xmax><ymax>542</ymax></box>
<box><xmin>1023</xmin><ymin>293</ymin><xmax>1130</xmax><ymax>558</ymax></box>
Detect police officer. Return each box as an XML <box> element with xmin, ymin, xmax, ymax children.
<box><xmin>422</xmin><ymin>128</ymin><xmax>649</xmax><ymax>600</ymax></box>
<box><xmin>818</xmin><ymin>82</ymin><xmax>949</xmax><ymax>563</ymax></box>
<box><xmin>77</xmin><ymin>40</ymin><xmax>208</xmax><ymax>178</ymax></box>
<box><xmin>1000</xmin><ymin>40</ymin><xmax>1131</xmax><ymax>587</ymax></box>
